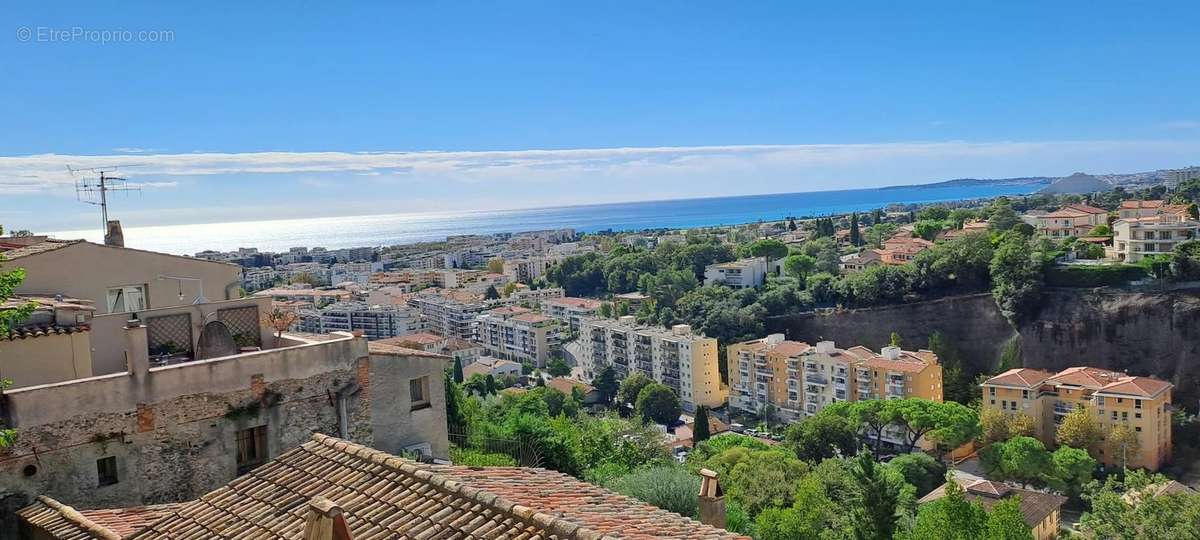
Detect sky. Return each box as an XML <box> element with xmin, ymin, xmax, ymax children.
<box><xmin>4</xmin><ymin>1</ymin><xmax>1200</xmax><ymax>232</ymax></box>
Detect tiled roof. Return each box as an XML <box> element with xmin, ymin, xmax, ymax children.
<box><xmin>1047</xmin><ymin>366</ymin><xmax>1125</xmax><ymax>389</ymax></box>
<box><xmin>1063</xmin><ymin>203</ymin><xmax>1108</xmax><ymax>215</ymax></box>
<box><xmin>379</xmin><ymin>332</ymin><xmax>444</xmax><ymax>345</ymax></box>
<box><xmin>367</xmin><ymin>340</ymin><xmax>451</xmax><ymax>360</ymax></box>
<box><xmin>17</xmin><ymin>496</ymin><xmax>122</xmax><ymax>540</ymax></box>
<box><xmin>546</xmin><ymin>297</ymin><xmax>603</xmax><ymax>310</ymax></box>
<box><xmin>488</xmin><ymin>305</ymin><xmax>533</xmax><ymax>316</ymax></box>
<box><xmin>547</xmin><ymin>377</ymin><xmax>596</xmax><ymax>396</ymax></box>
<box><xmin>769</xmin><ymin>341</ymin><xmax>811</xmax><ymax>357</ymax></box>
<box><xmin>0</xmin><ymin>239</ymin><xmax>82</xmax><ymax>260</ymax></box>
<box><xmin>79</xmin><ymin>504</ymin><xmax>185</xmax><ymax>537</ymax></box>
<box><xmin>1043</xmin><ymin>208</ymin><xmax>1093</xmax><ymax>218</ymax></box>
<box><xmin>2</xmin><ymin>324</ymin><xmax>90</xmax><ymax>341</ymax></box>
<box><xmin>50</xmin><ymin>433</ymin><xmax>744</xmax><ymax>539</ymax></box>
<box><xmin>1098</xmin><ymin>376</ymin><xmax>1173</xmax><ymax>398</ymax></box>
<box><xmin>1120</xmin><ymin>199</ymin><xmax>1165</xmax><ymax>209</ymax></box>
<box><xmin>848</xmin><ymin>347</ymin><xmax>937</xmax><ymax>373</ymax></box>
<box><xmin>919</xmin><ymin>479</ymin><xmax>1066</xmax><ymax>529</ymax></box>
<box><xmin>982</xmin><ymin>368</ymin><xmax>1055</xmax><ymax>388</ymax></box>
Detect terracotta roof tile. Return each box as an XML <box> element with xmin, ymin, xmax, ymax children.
<box><xmin>919</xmin><ymin>479</ymin><xmax>1066</xmax><ymax>529</ymax></box>
<box><xmin>79</xmin><ymin>504</ymin><xmax>185</xmax><ymax>537</ymax></box>
<box><xmin>45</xmin><ymin>434</ymin><xmax>746</xmax><ymax>540</ymax></box>
<box><xmin>1120</xmin><ymin>200</ymin><xmax>1165</xmax><ymax>209</ymax></box>
<box><xmin>0</xmin><ymin>239</ymin><xmax>82</xmax><ymax>260</ymax></box>
<box><xmin>1098</xmin><ymin>376</ymin><xmax>1172</xmax><ymax>398</ymax></box>
<box><xmin>1046</xmin><ymin>366</ymin><xmax>1125</xmax><ymax>389</ymax></box>
<box><xmin>982</xmin><ymin>368</ymin><xmax>1055</xmax><ymax>388</ymax></box>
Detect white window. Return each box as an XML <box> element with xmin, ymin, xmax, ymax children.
<box><xmin>107</xmin><ymin>285</ymin><xmax>147</xmax><ymax>313</ymax></box>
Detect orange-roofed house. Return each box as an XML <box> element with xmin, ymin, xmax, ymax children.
<box><xmin>981</xmin><ymin>366</ymin><xmax>1174</xmax><ymax>470</ymax></box>
<box><xmin>1035</xmin><ymin>203</ymin><xmax>1108</xmax><ymax>238</ymax></box>
<box><xmin>877</xmin><ymin>234</ymin><xmax>934</xmax><ymax>265</ymax></box>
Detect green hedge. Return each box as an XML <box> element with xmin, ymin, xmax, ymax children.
<box><xmin>449</xmin><ymin>447</ymin><xmax>518</xmax><ymax>467</ymax></box>
<box><xmin>1045</xmin><ymin>264</ymin><xmax>1146</xmax><ymax>287</ymax></box>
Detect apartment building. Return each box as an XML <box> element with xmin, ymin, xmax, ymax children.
<box><xmin>980</xmin><ymin>367</ymin><xmax>1173</xmax><ymax>471</ymax></box>
<box><xmin>727</xmin><ymin>336</ymin><xmax>943</xmax><ymax>427</ymax></box>
<box><xmin>703</xmin><ymin>257</ymin><xmax>771</xmax><ymax>288</ymax></box>
<box><xmin>407</xmin><ymin>294</ymin><xmax>485</xmax><ymax>340</ymax></box>
<box><xmin>1110</xmin><ymin>212</ymin><xmax>1199</xmax><ymax>262</ymax></box>
<box><xmin>502</xmin><ymin>257</ymin><xmax>555</xmax><ymax>284</ymax></box>
<box><xmin>542</xmin><ymin>296</ymin><xmax>604</xmax><ymax>330</ymax></box>
<box><xmin>310</xmin><ymin>301</ymin><xmax>425</xmax><ymax>340</ymax></box>
<box><xmin>1035</xmin><ymin>203</ymin><xmax>1108</xmax><ymax>238</ymax></box>
<box><xmin>1162</xmin><ymin>166</ymin><xmax>1200</xmax><ymax>189</ymax></box>
<box><xmin>474</xmin><ymin>306</ymin><xmax>560</xmax><ymax>366</ymax></box>
<box><xmin>578</xmin><ymin>316</ymin><xmax>725</xmax><ymax>412</ymax></box>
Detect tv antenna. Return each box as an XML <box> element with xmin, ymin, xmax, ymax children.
<box><xmin>69</xmin><ymin>165</ymin><xmax>143</xmax><ymax>233</ymax></box>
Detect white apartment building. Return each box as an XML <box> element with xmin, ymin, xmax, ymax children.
<box><xmin>503</xmin><ymin>257</ymin><xmax>552</xmax><ymax>284</ymax></box>
<box><xmin>312</xmin><ymin>301</ymin><xmax>425</xmax><ymax>341</ymax></box>
<box><xmin>1163</xmin><ymin>166</ymin><xmax>1200</xmax><ymax>189</ymax></box>
<box><xmin>542</xmin><ymin>297</ymin><xmax>603</xmax><ymax>331</ymax></box>
<box><xmin>474</xmin><ymin>306</ymin><xmax>561</xmax><ymax>367</ymax></box>
<box><xmin>578</xmin><ymin>316</ymin><xmax>725</xmax><ymax>412</ymax></box>
<box><xmin>486</xmin><ymin>287</ymin><xmax>565</xmax><ymax>309</ymax></box>
<box><xmin>406</xmin><ymin>294</ymin><xmax>485</xmax><ymax>340</ymax></box>
<box><xmin>703</xmin><ymin>257</ymin><xmax>773</xmax><ymax>289</ymax></box>
<box><xmin>1111</xmin><ymin>213</ymin><xmax>1199</xmax><ymax>262</ymax></box>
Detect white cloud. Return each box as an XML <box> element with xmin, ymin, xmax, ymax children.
<box><xmin>5</xmin><ymin>139</ymin><xmax>1200</xmax><ymax>195</ymax></box>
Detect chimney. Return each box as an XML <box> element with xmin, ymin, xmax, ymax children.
<box><xmin>125</xmin><ymin>318</ymin><xmax>149</xmax><ymax>378</ymax></box>
<box><xmin>303</xmin><ymin>497</ymin><xmax>354</xmax><ymax>540</ymax></box>
<box><xmin>697</xmin><ymin>468</ymin><xmax>726</xmax><ymax>529</ymax></box>
<box><xmin>104</xmin><ymin>220</ymin><xmax>124</xmax><ymax>247</ymax></box>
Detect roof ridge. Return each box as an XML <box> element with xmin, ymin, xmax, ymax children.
<box><xmin>309</xmin><ymin>433</ymin><xmax>616</xmax><ymax>540</ymax></box>
<box><xmin>29</xmin><ymin>495</ymin><xmax>123</xmax><ymax>540</ymax></box>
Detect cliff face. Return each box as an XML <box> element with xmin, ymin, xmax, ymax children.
<box><xmin>768</xmin><ymin>289</ymin><xmax>1200</xmax><ymax>411</ymax></box>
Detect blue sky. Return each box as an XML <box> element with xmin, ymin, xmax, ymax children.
<box><xmin>4</xmin><ymin>1</ymin><xmax>1200</xmax><ymax>231</ymax></box>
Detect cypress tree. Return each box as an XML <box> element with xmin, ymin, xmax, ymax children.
<box><xmin>452</xmin><ymin>357</ymin><xmax>464</xmax><ymax>383</ymax></box>
<box><xmin>693</xmin><ymin>406</ymin><xmax>711</xmax><ymax>443</ymax></box>
<box><xmin>849</xmin><ymin>213</ymin><xmax>861</xmax><ymax>246</ymax></box>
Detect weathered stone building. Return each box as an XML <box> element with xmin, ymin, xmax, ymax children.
<box><xmin>0</xmin><ymin>325</ymin><xmax>449</xmax><ymax>535</ymax></box>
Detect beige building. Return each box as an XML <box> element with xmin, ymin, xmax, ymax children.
<box><xmin>920</xmin><ymin>477</ymin><xmax>1066</xmax><ymax>540</ymax></box>
<box><xmin>474</xmin><ymin>306</ymin><xmax>561</xmax><ymax>367</ymax></box>
<box><xmin>0</xmin><ymin>323</ymin><xmax>450</xmax><ymax>533</ymax></box>
<box><xmin>1035</xmin><ymin>203</ymin><xmax>1108</xmax><ymax>238</ymax></box>
<box><xmin>1110</xmin><ymin>202</ymin><xmax>1198</xmax><ymax>262</ymax></box>
<box><xmin>578</xmin><ymin>316</ymin><xmax>725</xmax><ymax>412</ymax></box>
<box><xmin>0</xmin><ymin>295</ymin><xmax>96</xmax><ymax>388</ymax></box>
<box><xmin>727</xmin><ymin>335</ymin><xmax>943</xmax><ymax>428</ymax></box>
<box><xmin>2</xmin><ymin>238</ymin><xmax>242</xmax><ymax>315</ymax></box>
<box><xmin>981</xmin><ymin>366</ymin><xmax>1173</xmax><ymax>471</ymax></box>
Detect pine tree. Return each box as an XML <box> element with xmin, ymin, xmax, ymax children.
<box><xmin>693</xmin><ymin>406</ymin><xmax>711</xmax><ymax>443</ymax></box>
<box><xmin>872</xmin><ymin>208</ymin><xmax>884</xmax><ymax>226</ymax></box>
<box><xmin>850</xmin><ymin>213</ymin><xmax>861</xmax><ymax>246</ymax></box>
<box><xmin>452</xmin><ymin>357</ymin><xmax>464</xmax><ymax>383</ymax></box>
<box><xmin>788</xmin><ymin>217</ymin><xmax>798</xmax><ymax>231</ymax></box>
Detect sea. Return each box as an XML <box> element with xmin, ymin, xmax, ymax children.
<box><xmin>49</xmin><ymin>184</ymin><xmax>1040</xmax><ymax>255</ymax></box>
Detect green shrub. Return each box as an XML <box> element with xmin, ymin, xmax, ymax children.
<box><xmin>604</xmin><ymin>465</ymin><xmax>701</xmax><ymax>517</ymax></box>
<box><xmin>450</xmin><ymin>447</ymin><xmax>517</xmax><ymax>467</ymax></box>
<box><xmin>1044</xmin><ymin>264</ymin><xmax>1146</xmax><ymax>287</ymax></box>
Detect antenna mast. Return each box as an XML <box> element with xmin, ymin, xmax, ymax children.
<box><xmin>70</xmin><ymin>165</ymin><xmax>142</xmax><ymax>234</ymax></box>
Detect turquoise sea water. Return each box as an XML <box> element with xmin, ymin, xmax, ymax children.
<box><xmin>50</xmin><ymin>184</ymin><xmax>1039</xmax><ymax>254</ymax></box>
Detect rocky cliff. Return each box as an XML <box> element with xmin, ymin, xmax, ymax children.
<box><xmin>768</xmin><ymin>289</ymin><xmax>1200</xmax><ymax>411</ymax></box>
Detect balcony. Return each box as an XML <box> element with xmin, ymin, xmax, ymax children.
<box><xmin>887</xmin><ymin>384</ymin><xmax>905</xmax><ymax>396</ymax></box>
<box><xmin>805</xmin><ymin>374</ymin><xmax>828</xmax><ymax>386</ymax></box>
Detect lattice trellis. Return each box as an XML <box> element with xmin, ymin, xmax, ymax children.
<box><xmin>146</xmin><ymin>313</ymin><xmax>193</xmax><ymax>355</ymax></box>
<box><xmin>218</xmin><ymin>306</ymin><xmax>262</xmax><ymax>348</ymax></box>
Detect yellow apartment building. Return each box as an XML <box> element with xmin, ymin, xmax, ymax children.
<box><xmin>728</xmin><ymin>335</ymin><xmax>943</xmax><ymax>429</ymax></box>
<box><xmin>980</xmin><ymin>367</ymin><xmax>1173</xmax><ymax>471</ymax></box>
